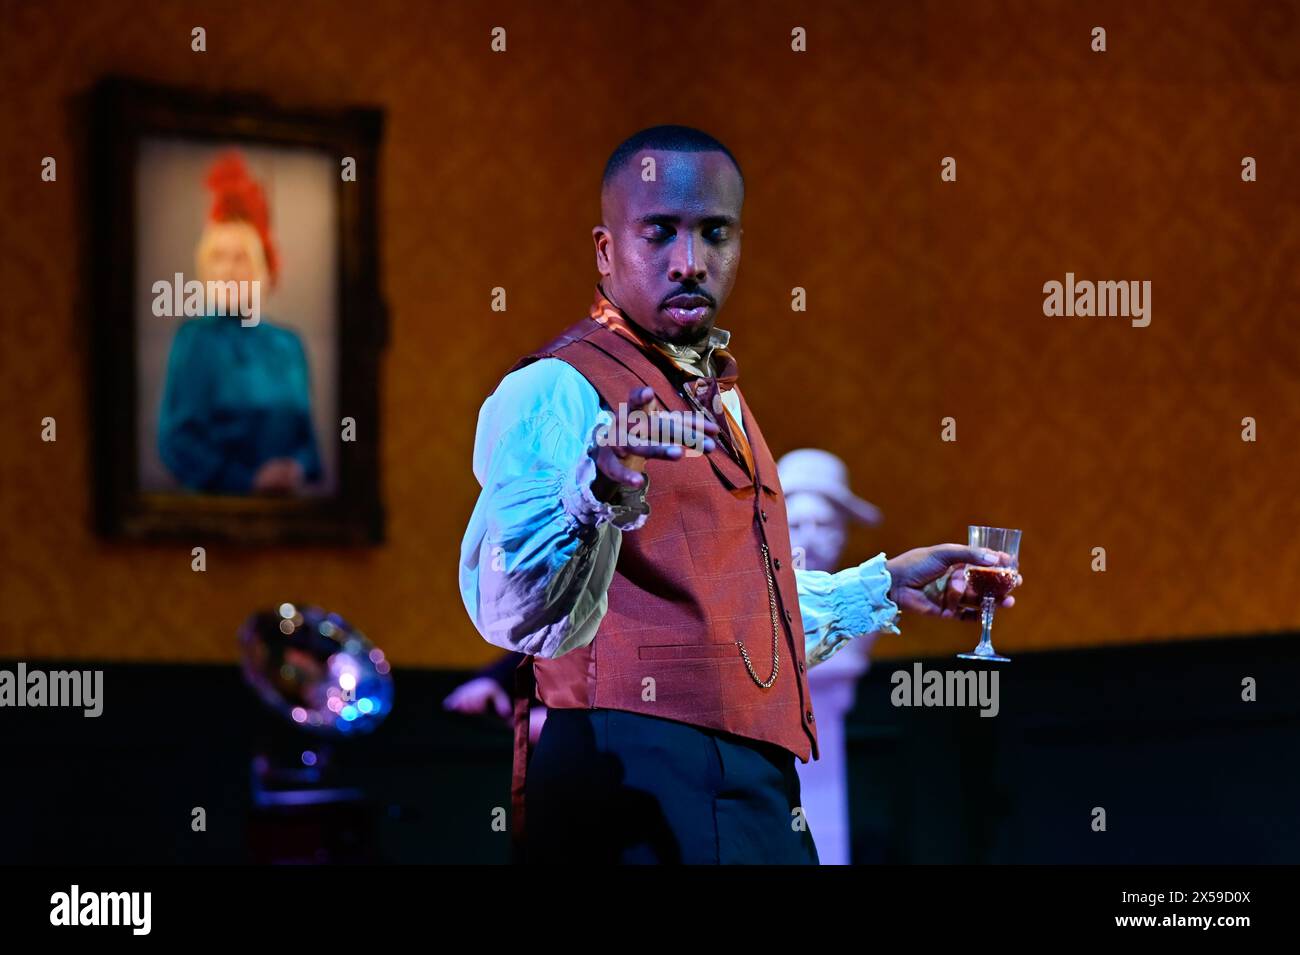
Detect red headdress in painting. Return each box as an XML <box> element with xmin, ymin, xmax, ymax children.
<box><xmin>204</xmin><ymin>151</ymin><xmax>280</xmax><ymax>287</ymax></box>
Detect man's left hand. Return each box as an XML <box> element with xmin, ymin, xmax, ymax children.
<box><xmin>885</xmin><ymin>544</ymin><xmax>1018</xmax><ymax>619</ymax></box>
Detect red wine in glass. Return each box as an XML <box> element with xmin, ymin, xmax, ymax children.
<box><xmin>964</xmin><ymin>566</ymin><xmax>1021</xmax><ymax>603</ymax></box>
<box><xmin>957</xmin><ymin>526</ymin><xmax>1022</xmax><ymax>663</ymax></box>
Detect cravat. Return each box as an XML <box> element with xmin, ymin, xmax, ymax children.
<box><xmin>589</xmin><ymin>286</ymin><xmax>755</xmax><ymax>478</ymax></box>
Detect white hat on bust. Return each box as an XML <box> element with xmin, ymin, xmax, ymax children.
<box><xmin>776</xmin><ymin>448</ymin><xmax>883</xmax><ymax>526</ymax></box>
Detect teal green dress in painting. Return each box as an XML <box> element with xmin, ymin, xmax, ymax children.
<box><xmin>158</xmin><ymin>314</ymin><xmax>323</xmax><ymax>494</ymax></box>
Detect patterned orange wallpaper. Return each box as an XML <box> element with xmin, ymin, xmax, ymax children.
<box><xmin>2</xmin><ymin>0</ymin><xmax>1299</xmax><ymax>666</ymax></box>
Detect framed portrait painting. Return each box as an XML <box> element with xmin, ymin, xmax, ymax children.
<box><xmin>89</xmin><ymin>78</ymin><xmax>386</xmax><ymax>544</ymax></box>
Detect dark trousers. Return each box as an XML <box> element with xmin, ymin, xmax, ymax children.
<box><xmin>523</xmin><ymin>707</ymin><xmax>820</xmax><ymax>865</ymax></box>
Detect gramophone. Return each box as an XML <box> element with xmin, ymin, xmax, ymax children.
<box><xmin>238</xmin><ymin>603</ymin><xmax>395</xmax><ymax>863</ymax></box>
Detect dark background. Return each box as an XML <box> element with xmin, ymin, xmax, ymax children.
<box><xmin>4</xmin><ymin>634</ymin><xmax>1297</xmax><ymax>864</ymax></box>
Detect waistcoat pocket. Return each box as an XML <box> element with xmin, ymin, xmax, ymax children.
<box><xmin>637</xmin><ymin>642</ymin><xmax>741</xmax><ymax>662</ymax></box>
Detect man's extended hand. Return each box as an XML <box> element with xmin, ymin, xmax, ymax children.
<box><xmin>885</xmin><ymin>544</ymin><xmax>1019</xmax><ymax>618</ymax></box>
<box><xmin>591</xmin><ymin>385</ymin><xmax>720</xmax><ymax>495</ymax></box>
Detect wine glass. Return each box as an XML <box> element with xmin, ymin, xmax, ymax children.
<box><xmin>956</xmin><ymin>526</ymin><xmax>1021</xmax><ymax>663</ymax></box>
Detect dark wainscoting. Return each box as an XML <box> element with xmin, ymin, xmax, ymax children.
<box><xmin>847</xmin><ymin>632</ymin><xmax>1300</xmax><ymax>864</ymax></box>
<box><xmin>3</xmin><ymin>632</ymin><xmax>1298</xmax><ymax>864</ymax></box>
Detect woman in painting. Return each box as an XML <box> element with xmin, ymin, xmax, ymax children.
<box><xmin>158</xmin><ymin>151</ymin><xmax>322</xmax><ymax>495</ymax></box>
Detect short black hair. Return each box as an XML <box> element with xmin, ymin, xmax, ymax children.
<box><xmin>601</xmin><ymin>124</ymin><xmax>744</xmax><ymax>192</ymax></box>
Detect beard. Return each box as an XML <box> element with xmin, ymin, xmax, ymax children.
<box><xmin>656</xmin><ymin>318</ymin><xmax>716</xmax><ymax>347</ymax></box>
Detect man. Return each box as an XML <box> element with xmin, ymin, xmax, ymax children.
<box><xmin>459</xmin><ymin>125</ymin><xmax>1016</xmax><ymax>864</ymax></box>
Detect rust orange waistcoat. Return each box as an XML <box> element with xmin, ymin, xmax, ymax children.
<box><xmin>505</xmin><ymin>315</ymin><xmax>819</xmax><ymax>764</ymax></box>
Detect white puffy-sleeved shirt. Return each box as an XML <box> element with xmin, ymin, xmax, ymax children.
<box><xmin>458</xmin><ymin>348</ymin><xmax>902</xmax><ymax>666</ymax></box>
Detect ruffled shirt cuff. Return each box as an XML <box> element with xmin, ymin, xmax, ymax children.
<box><xmin>801</xmin><ymin>553</ymin><xmax>901</xmax><ymax>666</ymax></box>
<box><xmin>855</xmin><ymin>553</ymin><xmax>902</xmax><ymax>636</ymax></box>
<box><xmin>559</xmin><ymin>415</ymin><xmax>651</xmax><ymax>534</ymax></box>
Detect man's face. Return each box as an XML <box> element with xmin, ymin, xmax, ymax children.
<box><xmin>594</xmin><ymin>149</ymin><xmax>744</xmax><ymax>345</ymax></box>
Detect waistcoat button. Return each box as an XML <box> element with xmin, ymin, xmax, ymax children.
<box><xmin>760</xmin><ymin>509</ymin><xmax>769</xmax><ymax>522</ymax></box>
<box><xmin>783</xmin><ymin>608</ymin><xmax>793</xmax><ymax>623</ymax></box>
<box><xmin>773</xmin><ymin>557</ymin><xmax>782</xmax><ymax>571</ymax></box>
<box><xmin>797</xmin><ymin>660</ymin><xmax>805</xmax><ymax>674</ymax></box>
<box><xmin>805</xmin><ymin>709</ymin><xmax>815</xmax><ymax>724</ymax></box>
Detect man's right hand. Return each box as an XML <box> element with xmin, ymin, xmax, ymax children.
<box><xmin>591</xmin><ymin>385</ymin><xmax>720</xmax><ymax>494</ymax></box>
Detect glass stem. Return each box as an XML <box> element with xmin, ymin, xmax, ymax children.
<box><xmin>978</xmin><ymin>594</ymin><xmax>996</xmax><ymax>650</ymax></box>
